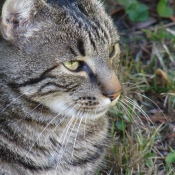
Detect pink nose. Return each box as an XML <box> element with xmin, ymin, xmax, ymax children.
<box><xmin>101</xmin><ymin>75</ymin><xmax>122</xmax><ymax>102</ymax></box>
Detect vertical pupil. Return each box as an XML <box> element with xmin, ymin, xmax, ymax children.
<box><xmin>71</xmin><ymin>61</ymin><xmax>75</xmax><ymax>65</ymax></box>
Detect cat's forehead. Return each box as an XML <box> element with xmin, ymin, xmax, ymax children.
<box><xmin>47</xmin><ymin>0</ymin><xmax>78</xmax><ymax>7</ymax></box>
<box><xmin>17</xmin><ymin>0</ymin><xmax>119</xmax><ymax>60</ymax></box>
<box><xmin>46</xmin><ymin>0</ymin><xmax>119</xmax><ymax>44</ymax></box>
<box><xmin>1</xmin><ymin>0</ymin><xmax>119</xmax><ymax>59</ymax></box>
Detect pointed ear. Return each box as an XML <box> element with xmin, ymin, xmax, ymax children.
<box><xmin>0</xmin><ymin>0</ymin><xmax>47</xmax><ymax>41</ymax></box>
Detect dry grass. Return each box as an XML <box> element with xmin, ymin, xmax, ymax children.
<box><xmin>97</xmin><ymin>1</ymin><xmax>175</xmax><ymax>174</ymax></box>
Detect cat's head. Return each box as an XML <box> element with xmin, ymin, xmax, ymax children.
<box><xmin>0</xmin><ymin>0</ymin><xmax>122</xmax><ymax>120</ymax></box>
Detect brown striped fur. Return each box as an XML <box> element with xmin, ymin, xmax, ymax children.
<box><xmin>0</xmin><ymin>0</ymin><xmax>121</xmax><ymax>174</ymax></box>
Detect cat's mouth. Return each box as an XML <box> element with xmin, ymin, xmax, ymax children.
<box><xmin>80</xmin><ymin>92</ymin><xmax>122</xmax><ymax>118</ymax></box>
<box><xmin>76</xmin><ymin>94</ymin><xmax>121</xmax><ymax>119</ymax></box>
<box><xmin>110</xmin><ymin>94</ymin><xmax>121</xmax><ymax>106</ymax></box>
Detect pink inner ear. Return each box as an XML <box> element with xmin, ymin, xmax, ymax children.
<box><xmin>0</xmin><ymin>17</ymin><xmax>15</xmax><ymax>41</ymax></box>
<box><xmin>1</xmin><ymin>6</ymin><xmax>28</xmax><ymax>41</ymax></box>
<box><xmin>1</xmin><ymin>23</ymin><xmax>9</xmax><ymax>40</ymax></box>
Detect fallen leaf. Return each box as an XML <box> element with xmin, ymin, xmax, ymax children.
<box><xmin>156</xmin><ymin>68</ymin><xmax>171</xmax><ymax>84</ymax></box>
<box><xmin>140</xmin><ymin>112</ymin><xmax>170</xmax><ymax>123</ymax></box>
<box><xmin>170</xmin><ymin>16</ymin><xmax>175</xmax><ymax>22</ymax></box>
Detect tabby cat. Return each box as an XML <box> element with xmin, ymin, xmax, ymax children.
<box><xmin>0</xmin><ymin>0</ymin><xmax>122</xmax><ymax>174</ymax></box>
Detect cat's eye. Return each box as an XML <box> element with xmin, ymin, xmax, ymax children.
<box><xmin>63</xmin><ymin>61</ymin><xmax>80</xmax><ymax>71</ymax></box>
<box><xmin>109</xmin><ymin>45</ymin><xmax>115</xmax><ymax>58</ymax></box>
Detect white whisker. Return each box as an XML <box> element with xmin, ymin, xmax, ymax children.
<box><xmin>83</xmin><ymin>111</ymin><xmax>88</xmax><ymax>155</ymax></box>
<box><xmin>56</xmin><ymin>107</ymin><xmax>82</xmax><ymax>170</ymax></box>
<box><xmin>71</xmin><ymin>115</ymin><xmax>83</xmax><ymax>157</ymax></box>
<box><xmin>11</xmin><ymin>103</ymin><xmax>42</xmax><ymax>125</ymax></box>
<box><xmin>43</xmin><ymin>101</ymin><xmax>77</xmax><ymax>142</ymax></box>
<box><xmin>27</xmin><ymin>101</ymin><xmax>76</xmax><ymax>156</ymax></box>
<box><xmin>93</xmin><ymin>107</ymin><xmax>98</xmax><ymax>133</ymax></box>
<box><xmin>0</xmin><ymin>93</ymin><xmax>25</xmax><ymax>113</ymax></box>
<box><xmin>136</xmin><ymin>93</ymin><xmax>166</xmax><ymax>118</ymax></box>
<box><xmin>118</xmin><ymin>100</ymin><xmax>143</xmax><ymax>128</ymax></box>
<box><xmin>117</xmin><ymin>3</ymin><xmax>140</xmax><ymax>22</ymax></box>
<box><xmin>124</xmin><ymin>96</ymin><xmax>154</xmax><ymax>125</ymax></box>
<box><xmin>57</xmin><ymin>116</ymin><xmax>80</xmax><ymax>168</ymax></box>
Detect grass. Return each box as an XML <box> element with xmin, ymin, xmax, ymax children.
<box><xmin>97</xmin><ymin>25</ymin><xmax>175</xmax><ymax>174</ymax></box>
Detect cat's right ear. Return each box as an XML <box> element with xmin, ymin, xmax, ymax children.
<box><xmin>0</xmin><ymin>0</ymin><xmax>47</xmax><ymax>42</ymax></box>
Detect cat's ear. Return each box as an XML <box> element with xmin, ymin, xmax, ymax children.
<box><xmin>0</xmin><ymin>0</ymin><xmax>47</xmax><ymax>41</ymax></box>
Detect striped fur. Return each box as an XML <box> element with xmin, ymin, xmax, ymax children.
<box><xmin>0</xmin><ymin>0</ymin><xmax>121</xmax><ymax>174</ymax></box>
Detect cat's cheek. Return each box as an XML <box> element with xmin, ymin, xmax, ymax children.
<box><xmin>33</xmin><ymin>93</ymin><xmax>73</xmax><ymax>115</ymax></box>
<box><xmin>20</xmin><ymin>86</ymin><xmax>38</xmax><ymax>97</ymax></box>
<box><xmin>37</xmin><ymin>93</ymin><xmax>111</xmax><ymax>120</ymax></box>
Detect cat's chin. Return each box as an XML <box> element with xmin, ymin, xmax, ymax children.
<box><xmin>81</xmin><ymin>107</ymin><xmax>109</xmax><ymax>120</ymax></box>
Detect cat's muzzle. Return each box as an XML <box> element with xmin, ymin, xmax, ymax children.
<box><xmin>110</xmin><ymin>91</ymin><xmax>121</xmax><ymax>106</ymax></box>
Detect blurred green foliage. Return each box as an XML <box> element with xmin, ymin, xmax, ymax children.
<box><xmin>117</xmin><ymin>0</ymin><xmax>173</xmax><ymax>22</ymax></box>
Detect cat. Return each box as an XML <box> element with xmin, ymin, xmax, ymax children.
<box><xmin>0</xmin><ymin>0</ymin><xmax>122</xmax><ymax>174</ymax></box>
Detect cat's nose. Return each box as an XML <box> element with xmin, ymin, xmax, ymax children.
<box><xmin>100</xmin><ymin>72</ymin><xmax>122</xmax><ymax>105</ymax></box>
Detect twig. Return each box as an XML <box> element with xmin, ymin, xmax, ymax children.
<box><xmin>162</xmin><ymin>44</ymin><xmax>175</xmax><ymax>66</ymax></box>
<box><xmin>153</xmin><ymin>43</ymin><xmax>166</xmax><ymax>71</ymax></box>
<box><xmin>133</xmin><ymin>22</ymin><xmax>175</xmax><ymax>35</ymax></box>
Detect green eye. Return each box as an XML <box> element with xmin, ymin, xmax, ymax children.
<box><xmin>109</xmin><ymin>45</ymin><xmax>115</xmax><ymax>58</ymax></box>
<box><xmin>63</xmin><ymin>61</ymin><xmax>80</xmax><ymax>71</ymax></box>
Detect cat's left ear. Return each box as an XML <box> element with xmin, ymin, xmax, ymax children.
<box><xmin>0</xmin><ymin>0</ymin><xmax>48</xmax><ymax>42</ymax></box>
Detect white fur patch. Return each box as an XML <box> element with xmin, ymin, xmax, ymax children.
<box><xmin>2</xmin><ymin>0</ymin><xmax>35</xmax><ymax>23</ymax></box>
<box><xmin>1</xmin><ymin>0</ymin><xmax>47</xmax><ymax>39</ymax></box>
